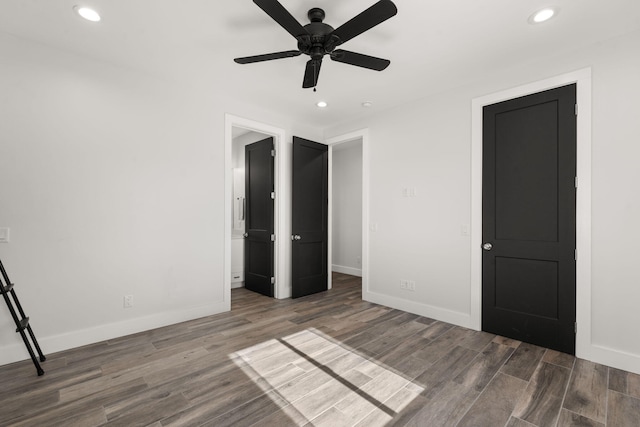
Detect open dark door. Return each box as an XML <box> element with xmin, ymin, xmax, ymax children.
<box><xmin>292</xmin><ymin>137</ymin><xmax>328</xmax><ymax>298</ymax></box>
<box><xmin>482</xmin><ymin>84</ymin><xmax>576</xmax><ymax>354</ymax></box>
<box><xmin>244</xmin><ymin>137</ymin><xmax>274</xmax><ymax>297</ymax></box>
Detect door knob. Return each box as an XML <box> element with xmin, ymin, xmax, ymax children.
<box><xmin>291</xmin><ymin>235</ymin><xmax>301</xmax><ymax>241</ymax></box>
<box><xmin>243</xmin><ymin>233</ymin><xmax>249</xmax><ymax>238</ymax></box>
<box><xmin>482</xmin><ymin>242</ymin><xmax>493</xmax><ymax>251</ymax></box>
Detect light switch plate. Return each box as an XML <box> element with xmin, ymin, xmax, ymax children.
<box><xmin>0</xmin><ymin>228</ymin><xmax>9</xmax><ymax>243</ymax></box>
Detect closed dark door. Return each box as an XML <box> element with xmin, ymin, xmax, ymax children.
<box><xmin>292</xmin><ymin>137</ymin><xmax>328</xmax><ymax>298</ymax></box>
<box><xmin>244</xmin><ymin>137</ymin><xmax>274</xmax><ymax>297</ymax></box>
<box><xmin>482</xmin><ymin>84</ymin><xmax>577</xmax><ymax>354</ymax></box>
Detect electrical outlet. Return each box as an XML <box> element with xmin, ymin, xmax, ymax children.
<box><xmin>407</xmin><ymin>281</ymin><xmax>416</xmax><ymax>291</ymax></box>
<box><xmin>400</xmin><ymin>280</ymin><xmax>408</xmax><ymax>290</ymax></box>
<box><xmin>124</xmin><ymin>295</ymin><xmax>134</xmax><ymax>308</ymax></box>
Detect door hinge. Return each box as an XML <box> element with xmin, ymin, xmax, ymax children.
<box><xmin>271</xmin><ymin>192</ymin><xmax>275</xmax><ymax>200</ymax></box>
<box><xmin>270</xmin><ymin>234</ymin><xmax>275</xmax><ymax>242</ymax></box>
<box><xmin>575</xmin><ymin>104</ymin><xmax>578</xmax><ymax>116</ymax></box>
<box><xmin>270</xmin><ymin>277</ymin><xmax>275</xmax><ymax>284</ymax></box>
<box><xmin>574</xmin><ymin>322</ymin><xmax>577</xmax><ymax>334</ymax></box>
<box><xmin>574</xmin><ymin>249</ymin><xmax>577</xmax><ymax>261</ymax></box>
<box><xmin>575</xmin><ymin>176</ymin><xmax>578</xmax><ymax>189</ymax></box>
<box><xmin>271</xmin><ymin>149</ymin><xmax>275</xmax><ymax>157</ymax></box>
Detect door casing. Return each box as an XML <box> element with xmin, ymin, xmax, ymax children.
<box><xmin>471</xmin><ymin>68</ymin><xmax>592</xmax><ymax>359</ymax></box>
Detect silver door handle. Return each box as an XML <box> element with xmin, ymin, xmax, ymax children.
<box><xmin>243</xmin><ymin>233</ymin><xmax>249</xmax><ymax>238</ymax></box>
<box><xmin>291</xmin><ymin>235</ymin><xmax>301</xmax><ymax>241</ymax></box>
<box><xmin>482</xmin><ymin>242</ymin><xmax>493</xmax><ymax>251</ymax></box>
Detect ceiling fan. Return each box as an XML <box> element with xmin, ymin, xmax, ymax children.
<box><xmin>234</xmin><ymin>0</ymin><xmax>398</xmax><ymax>90</ymax></box>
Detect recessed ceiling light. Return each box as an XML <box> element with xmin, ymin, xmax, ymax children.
<box><xmin>362</xmin><ymin>101</ymin><xmax>373</xmax><ymax>108</ymax></box>
<box><xmin>529</xmin><ymin>7</ymin><xmax>557</xmax><ymax>24</ymax></box>
<box><xmin>316</xmin><ymin>101</ymin><xmax>328</xmax><ymax>108</ymax></box>
<box><xmin>74</xmin><ymin>5</ymin><xmax>101</xmax><ymax>22</ymax></box>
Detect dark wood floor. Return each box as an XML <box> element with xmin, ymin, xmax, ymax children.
<box><xmin>1</xmin><ymin>273</ymin><xmax>640</xmax><ymax>426</ymax></box>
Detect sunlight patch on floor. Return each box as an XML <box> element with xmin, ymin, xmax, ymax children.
<box><xmin>231</xmin><ymin>328</ymin><xmax>423</xmax><ymax>425</ymax></box>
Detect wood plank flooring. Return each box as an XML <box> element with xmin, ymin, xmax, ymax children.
<box><xmin>1</xmin><ymin>273</ymin><xmax>640</xmax><ymax>426</ymax></box>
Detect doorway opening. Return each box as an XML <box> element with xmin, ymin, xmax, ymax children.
<box><xmin>230</xmin><ymin>129</ymin><xmax>273</xmax><ymax>295</ymax></box>
<box><xmin>470</xmin><ymin>68</ymin><xmax>592</xmax><ymax>358</ymax></box>
<box><xmin>330</xmin><ymin>139</ymin><xmax>363</xmax><ymax>278</ymax></box>
<box><xmin>224</xmin><ymin>114</ymin><xmax>287</xmax><ymax>307</ymax></box>
<box><xmin>326</xmin><ymin>129</ymin><xmax>370</xmax><ymax>298</ymax></box>
<box><xmin>481</xmin><ymin>84</ymin><xmax>577</xmax><ymax>354</ymax></box>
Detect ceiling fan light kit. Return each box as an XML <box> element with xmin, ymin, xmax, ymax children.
<box><xmin>234</xmin><ymin>0</ymin><xmax>398</xmax><ymax>89</ymax></box>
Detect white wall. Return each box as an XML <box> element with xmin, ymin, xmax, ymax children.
<box><xmin>3</xmin><ymin>25</ymin><xmax>639</xmax><ymax>375</ymax></box>
<box><xmin>0</xmin><ymin>33</ymin><xmax>321</xmax><ymax>366</ymax></box>
<box><xmin>331</xmin><ymin>142</ymin><xmax>363</xmax><ymax>276</ymax></box>
<box><xmin>325</xmin><ymin>30</ymin><xmax>640</xmax><ymax>374</ymax></box>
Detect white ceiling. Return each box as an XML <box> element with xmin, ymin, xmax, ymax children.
<box><xmin>1</xmin><ymin>0</ymin><xmax>639</xmax><ymax>128</ymax></box>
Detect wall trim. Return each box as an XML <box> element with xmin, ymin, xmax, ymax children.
<box><xmin>332</xmin><ymin>264</ymin><xmax>362</xmax><ymax>277</ymax></box>
<box><xmin>0</xmin><ymin>301</ymin><xmax>227</xmax><ymax>366</ymax></box>
<box><xmin>470</xmin><ymin>68</ymin><xmax>627</xmax><ymax>369</ymax></box>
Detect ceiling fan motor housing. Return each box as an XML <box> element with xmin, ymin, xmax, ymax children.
<box><xmin>298</xmin><ymin>8</ymin><xmax>336</xmax><ymax>59</ymax></box>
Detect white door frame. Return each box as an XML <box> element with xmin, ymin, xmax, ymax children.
<box><xmin>325</xmin><ymin>129</ymin><xmax>370</xmax><ymax>296</ymax></box>
<box><xmin>224</xmin><ymin>114</ymin><xmax>287</xmax><ymax>303</ymax></box>
<box><xmin>470</xmin><ymin>68</ymin><xmax>592</xmax><ymax>358</ymax></box>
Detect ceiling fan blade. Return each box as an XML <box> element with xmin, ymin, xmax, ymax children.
<box><xmin>302</xmin><ymin>60</ymin><xmax>322</xmax><ymax>88</ymax></box>
<box><xmin>330</xmin><ymin>49</ymin><xmax>390</xmax><ymax>71</ymax></box>
<box><xmin>331</xmin><ymin>0</ymin><xmax>397</xmax><ymax>45</ymax></box>
<box><xmin>253</xmin><ymin>0</ymin><xmax>309</xmax><ymax>39</ymax></box>
<box><xmin>234</xmin><ymin>50</ymin><xmax>301</xmax><ymax>64</ymax></box>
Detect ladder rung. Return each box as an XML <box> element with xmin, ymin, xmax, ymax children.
<box><xmin>1</xmin><ymin>282</ymin><xmax>14</xmax><ymax>294</ymax></box>
<box><xmin>16</xmin><ymin>317</ymin><xmax>30</xmax><ymax>332</ymax></box>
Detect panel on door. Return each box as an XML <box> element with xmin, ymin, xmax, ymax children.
<box><xmin>482</xmin><ymin>84</ymin><xmax>576</xmax><ymax>354</ymax></box>
<box><xmin>244</xmin><ymin>137</ymin><xmax>274</xmax><ymax>297</ymax></box>
<box><xmin>292</xmin><ymin>137</ymin><xmax>328</xmax><ymax>298</ymax></box>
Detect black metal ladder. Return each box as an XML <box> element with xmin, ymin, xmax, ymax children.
<box><xmin>0</xmin><ymin>258</ymin><xmax>46</xmax><ymax>376</ymax></box>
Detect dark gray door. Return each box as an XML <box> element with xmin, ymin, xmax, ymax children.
<box><xmin>291</xmin><ymin>137</ymin><xmax>328</xmax><ymax>298</ymax></box>
<box><xmin>482</xmin><ymin>84</ymin><xmax>577</xmax><ymax>354</ymax></box>
<box><xmin>244</xmin><ymin>137</ymin><xmax>274</xmax><ymax>297</ymax></box>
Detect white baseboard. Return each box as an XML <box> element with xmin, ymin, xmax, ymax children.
<box><xmin>0</xmin><ymin>301</ymin><xmax>229</xmax><ymax>367</ymax></box>
<box><xmin>332</xmin><ymin>264</ymin><xmax>362</xmax><ymax>277</ymax></box>
<box><xmin>366</xmin><ymin>291</ymin><xmax>640</xmax><ymax>376</ymax></box>
<box><xmin>363</xmin><ymin>289</ymin><xmax>473</xmax><ymax>329</ymax></box>
<box><xmin>580</xmin><ymin>343</ymin><xmax>640</xmax><ymax>376</ymax></box>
